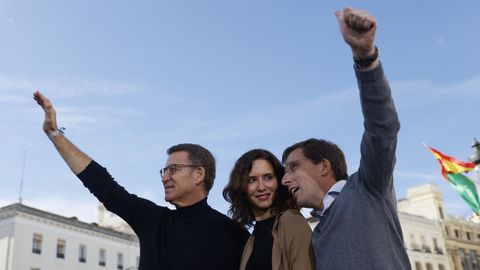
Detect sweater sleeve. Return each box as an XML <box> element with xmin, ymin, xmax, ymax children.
<box><xmin>278</xmin><ymin>210</ymin><xmax>315</xmax><ymax>270</ymax></box>
<box><xmin>355</xmin><ymin>63</ymin><xmax>400</xmax><ymax>195</ymax></box>
<box><xmin>77</xmin><ymin>160</ymin><xmax>165</xmax><ymax>234</ymax></box>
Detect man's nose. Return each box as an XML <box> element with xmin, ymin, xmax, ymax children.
<box><xmin>162</xmin><ymin>173</ymin><xmax>171</xmax><ymax>183</ymax></box>
<box><xmin>281</xmin><ymin>174</ymin><xmax>290</xmax><ymax>186</ymax></box>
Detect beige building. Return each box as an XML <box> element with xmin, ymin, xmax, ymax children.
<box><xmin>399</xmin><ymin>183</ymin><xmax>480</xmax><ymax>270</ymax></box>
<box><xmin>399</xmin><ymin>212</ymin><xmax>450</xmax><ymax>270</ymax></box>
<box><xmin>443</xmin><ymin>215</ymin><xmax>480</xmax><ymax>270</ymax></box>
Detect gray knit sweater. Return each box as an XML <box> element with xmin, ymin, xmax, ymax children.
<box><xmin>312</xmin><ymin>64</ymin><xmax>411</xmax><ymax>270</ymax></box>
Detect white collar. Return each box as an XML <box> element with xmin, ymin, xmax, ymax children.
<box><xmin>315</xmin><ymin>180</ymin><xmax>346</xmax><ymax>216</ymax></box>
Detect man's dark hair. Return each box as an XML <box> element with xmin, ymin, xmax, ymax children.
<box><xmin>282</xmin><ymin>138</ymin><xmax>348</xmax><ymax>181</ymax></box>
<box><xmin>167</xmin><ymin>143</ymin><xmax>216</xmax><ymax>193</ymax></box>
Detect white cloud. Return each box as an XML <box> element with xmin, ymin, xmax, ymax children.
<box><xmin>0</xmin><ymin>195</ymin><xmax>98</xmax><ymax>224</ymax></box>
<box><xmin>143</xmin><ymin>88</ymin><xmax>357</xmax><ymax>143</ymax></box>
<box><xmin>0</xmin><ymin>197</ymin><xmax>18</xmax><ymax>208</ymax></box>
<box><xmin>0</xmin><ymin>94</ymin><xmax>28</xmax><ymax>102</ymax></box>
<box><xmin>53</xmin><ymin>105</ymin><xmax>143</xmax><ymax>130</ymax></box>
<box><xmin>395</xmin><ymin>170</ymin><xmax>440</xmax><ymax>181</ymax></box>
<box><xmin>392</xmin><ymin>75</ymin><xmax>480</xmax><ymax>97</ymax></box>
<box><xmin>23</xmin><ymin>196</ymin><xmax>99</xmax><ymax>223</ymax></box>
<box><xmin>0</xmin><ymin>74</ymin><xmax>147</xmax><ymax>102</ymax></box>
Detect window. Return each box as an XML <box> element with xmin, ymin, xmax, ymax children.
<box><xmin>426</xmin><ymin>263</ymin><xmax>433</xmax><ymax>270</ymax></box>
<box><xmin>467</xmin><ymin>231</ymin><xmax>471</xmax><ymax>240</ymax></box>
<box><xmin>420</xmin><ymin>235</ymin><xmax>431</xmax><ymax>253</ymax></box>
<box><xmin>99</xmin><ymin>249</ymin><xmax>106</xmax><ymax>267</ymax></box>
<box><xmin>415</xmin><ymin>262</ymin><xmax>422</xmax><ymax>270</ymax></box>
<box><xmin>438</xmin><ymin>264</ymin><xmax>445</xmax><ymax>270</ymax></box>
<box><xmin>117</xmin><ymin>253</ymin><xmax>124</xmax><ymax>270</ymax></box>
<box><xmin>409</xmin><ymin>234</ymin><xmax>420</xmax><ymax>251</ymax></box>
<box><xmin>470</xmin><ymin>250</ymin><xmax>478</xmax><ymax>269</ymax></box>
<box><xmin>57</xmin><ymin>239</ymin><xmax>66</xmax><ymax>259</ymax></box>
<box><xmin>445</xmin><ymin>226</ymin><xmax>450</xmax><ymax>236</ymax></box>
<box><xmin>433</xmin><ymin>238</ymin><xmax>443</xmax><ymax>254</ymax></box>
<box><xmin>32</xmin><ymin>234</ymin><xmax>42</xmax><ymax>254</ymax></box>
<box><xmin>79</xmin><ymin>244</ymin><xmax>87</xmax><ymax>263</ymax></box>
<box><xmin>454</xmin><ymin>229</ymin><xmax>460</xmax><ymax>238</ymax></box>
<box><xmin>459</xmin><ymin>248</ymin><xmax>468</xmax><ymax>269</ymax></box>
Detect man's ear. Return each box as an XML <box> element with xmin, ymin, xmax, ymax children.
<box><xmin>318</xmin><ymin>159</ymin><xmax>332</xmax><ymax>177</ymax></box>
<box><xmin>194</xmin><ymin>167</ymin><xmax>206</xmax><ymax>186</ymax></box>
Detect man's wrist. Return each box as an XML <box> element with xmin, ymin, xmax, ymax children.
<box><xmin>353</xmin><ymin>46</ymin><xmax>379</xmax><ymax>69</ymax></box>
<box><xmin>47</xmin><ymin>127</ymin><xmax>65</xmax><ymax>141</ymax></box>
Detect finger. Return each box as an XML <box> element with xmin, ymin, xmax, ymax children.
<box><xmin>363</xmin><ymin>15</ymin><xmax>377</xmax><ymax>31</ymax></box>
<box><xmin>33</xmin><ymin>91</ymin><xmax>42</xmax><ymax>104</ymax></box>
<box><xmin>34</xmin><ymin>91</ymin><xmax>53</xmax><ymax>111</ymax></box>
<box><xmin>347</xmin><ymin>12</ymin><xmax>356</xmax><ymax>28</ymax></box>
<box><xmin>33</xmin><ymin>92</ymin><xmax>48</xmax><ymax>109</ymax></box>
<box><xmin>342</xmin><ymin>7</ymin><xmax>354</xmax><ymax>26</ymax></box>
<box><xmin>355</xmin><ymin>12</ymin><xmax>376</xmax><ymax>31</ymax></box>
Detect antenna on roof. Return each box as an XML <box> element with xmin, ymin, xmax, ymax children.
<box><xmin>19</xmin><ymin>150</ymin><xmax>27</xmax><ymax>204</ymax></box>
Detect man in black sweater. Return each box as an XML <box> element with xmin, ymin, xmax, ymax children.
<box><xmin>34</xmin><ymin>91</ymin><xmax>249</xmax><ymax>270</ymax></box>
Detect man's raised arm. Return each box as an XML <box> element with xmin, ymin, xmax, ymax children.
<box><xmin>336</xmin><ymin>8</ymin><xmax>400</xmax><ymax>193</ymax></box>
<box><xmin>33</xmin><ymin>91</ymin><xmax>92</xmax><ymax>175</ymax></box>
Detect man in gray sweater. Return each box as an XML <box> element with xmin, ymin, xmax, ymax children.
<box><xmin>281</xmin><ymin>7</ymin><xmax>411</xmax><ymax>269</ymax></box>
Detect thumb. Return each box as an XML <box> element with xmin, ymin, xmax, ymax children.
<box><xmin>334</xmin><ymin>10</ymin><xmax>343</xmax><ymax>22</ymax></box>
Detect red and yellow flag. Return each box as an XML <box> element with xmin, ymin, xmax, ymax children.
<box><xmin>426</xmin><ymin>146</ymin><xmax>475</xmax><ymax>179</ymax></box>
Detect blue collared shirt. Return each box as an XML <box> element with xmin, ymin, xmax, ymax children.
<box><xmin>311</xmin><ymin>180</ymin><xmax>346</xmax><ymax>218</ymax></box>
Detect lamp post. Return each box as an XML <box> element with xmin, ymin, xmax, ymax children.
<box><xmin>469</xmin><ymin>138</ymin><xmax>480</xmax><ymax>180</ymax></box>
<box><xmin>468</xmin><ymin>138</ymin><xmax>480</xmax><ymax>222</ymax></box>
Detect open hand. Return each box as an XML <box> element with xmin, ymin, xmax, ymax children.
<box><xmin>33</xmin><ymin>91</ymin><xmax>58</xmax><ymax>134</ymax></box>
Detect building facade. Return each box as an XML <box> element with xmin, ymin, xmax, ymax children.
<box><xmin>398</xmin><ymin>183</ymin><xmax>480</xmax><ymax>270</ymax></box>
<box><xmin>0</xmin><ymin>203</ymin><xmax>139</xmax><ymax>270</ymax></box>
<box><xmin>443</xmin><ymin>215</ymin><xmax>480</xmax><ymax>270</ymax></box>
<box><xmin>399</xmin><ymin>212</ymin><xmax>450</xmax><ymax>270</ymax></box>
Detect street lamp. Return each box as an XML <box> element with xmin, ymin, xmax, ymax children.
<box><xmin>469</xmin><ymin>138</ymin><xmax>480</xmax><ymax>223</ymax></box>
<box><xmin>469</xmin><ymin>138</ymin><xmax>480</xmax><ymax>180</ymax></box>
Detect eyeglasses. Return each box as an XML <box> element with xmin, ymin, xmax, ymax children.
<box><xmin>284</xmin><ymin>158</ymin><xmax>310</xmax><ymax>174</ymax></box>
<box><xmin>159</xmin><ymin>164</ymin><xmax>200</xmax><ymax>177</ymax></box>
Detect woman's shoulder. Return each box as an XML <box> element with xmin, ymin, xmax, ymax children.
<box><xmin>277</xmin><ymin>209</ymin><xmax>306</xmax><ymax>224</ymax></box>
<box><xmin>275</xmin><ymin>209</ymin><xmax>312</xmax><ymax>240</ymax></box>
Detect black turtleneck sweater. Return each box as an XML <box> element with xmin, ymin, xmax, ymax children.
<box><xmin>245</xmin><ymin>215</ymin><xmax>276</xmax><ymax>270</ymax></box>
<box><xmin>78</xmin><ymin>160</ymin><xmax>249</xmax><ymax>270</ymax></box>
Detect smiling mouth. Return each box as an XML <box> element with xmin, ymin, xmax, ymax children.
<box><xmin>256</xmin><ymin>194</ymin><xmax>270</xmax><ymax>201</ymax></box>
<box><xmin>290</xmin><ymin>187</ymin><xmax>299</xmax><ymax>195</ymax></box>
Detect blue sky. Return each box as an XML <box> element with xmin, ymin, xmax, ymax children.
<box><xmin>1</xmin><ymin>1</ymin><xmax>479</xmax><ymax>222</ymax></box>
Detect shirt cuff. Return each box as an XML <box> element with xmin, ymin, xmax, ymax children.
<box><xmin>354</xmin><ymin>61</ymin><xmax>384</xmax><ymax>82</ymax></box>
<box><xmin>77</xmin><ymin>160</ymin><xmax>105</xmax><ymax>185</ymax></box>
